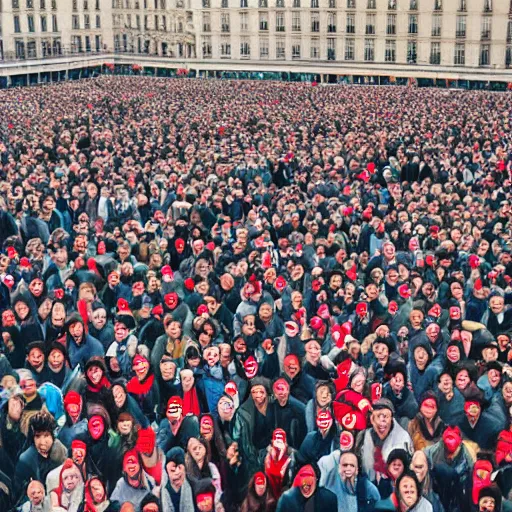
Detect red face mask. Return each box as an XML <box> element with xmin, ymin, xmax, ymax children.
<box><xmin>88</xmin><ymin>415</ymin><xmax>105</xmax><ymax>440</ymax></box>
<box><xmin>472</xmin><ymin>460</ymin><xmax>493</xmax><ymax>505</ymax></box>
<box><xmin>340</xmin><ymin>431</ymin><xmax>355</xmax><ymax>451</ymax></box>
<box><xmin>316</xmin><ymin>410</ymin><xmax>333</xmax><ymax>430</ymax></box>
<box><xmin>464</xmin><ymin>401</ymin><xmax>481</xmax><ymax>419</ymax></box>
<box><xmin>443</xmin><ymin>426</ymin><xmax>462</xmax><ymax>454</ymax></box>
<box><xmin>164</xmin><ymin>293</ymin><xmax>179</xmax><ymax>310</ymax></box>
<box><xmin>244</xmin><ymin>357</ymin><xmax>259</xmax><ymax>379</ymax></box>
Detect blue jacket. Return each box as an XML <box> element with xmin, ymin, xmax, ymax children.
<box><xmin>66</xmin><ymin>333</ymin><xmax>104</xmax><ymax>370</ymax></box>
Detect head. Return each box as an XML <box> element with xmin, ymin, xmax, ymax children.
<box><xmin>396</xmin><ymin>472</ymin><xmax>421</xmax><ymax>511</ymax></box>
<box><xmin>370</xmin><ymin>403</ymin><xmax>394</xmax><ymax>440</ymax></box>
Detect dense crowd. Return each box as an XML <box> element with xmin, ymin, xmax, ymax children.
<box><xmin>0</xmin><ymin>75</ymin><xmax>510</xmax><ymax>512</ymax></box>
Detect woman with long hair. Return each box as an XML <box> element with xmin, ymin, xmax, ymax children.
<box><xmin>240</xmin><ymin>472</ymin><xmax>277</xmax><ymax>512</ymax></box>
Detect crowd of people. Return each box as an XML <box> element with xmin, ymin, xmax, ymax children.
<box><xmin>0</xmin><ymin>75</ymin><xmax>510</xmax><ymax>512</ymax></box>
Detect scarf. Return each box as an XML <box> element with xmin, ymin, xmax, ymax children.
<box><xmin>126</xmin><ymin>373</ymin><xmax>155</xmax><ymax>395</ymax></box>
<box><xmin>182</xmin><ymin>386</ymin><xmax>201</xmax><ymax>416</ymax></box>
<box><xmin>143</xmin><ymin>457</ymin><xmax>163</xmax><ymax>487</ymax></box>
<box><xmin>265</xmin><ymin>452</ymin><xmax>291</xmax><ymax>499</ymax></box>
<box><xmin>87</xmin><ymin>376</ymin><xmax>111</xmax><ymax>393</ymax></box>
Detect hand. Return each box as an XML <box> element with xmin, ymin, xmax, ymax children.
<box><xmin>262</xmin><ymin>339</ymin><xmax>274</xmax><ymax>354</ymax></box>
<box><xmin>226</xmin><ymin>442</ymin><xmax>240</xmax><ymax>466</ymax></box>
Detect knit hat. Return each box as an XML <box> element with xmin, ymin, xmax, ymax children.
<box><xmin>166</xmin><ymin>446</ymin><xmax>185</xmax><ymax>466</ymax></box>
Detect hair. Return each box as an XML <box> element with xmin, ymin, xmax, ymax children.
<box><xmin>29</xmin><ymin>411</ymin><xmax>56</xmax><ymax>441</ymax></box>
<box><xmin>396</xmin><ymin>470</ymin><xmax>422</xmax><ymax>508</ymax></box>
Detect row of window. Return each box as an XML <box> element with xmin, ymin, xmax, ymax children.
<box><xmin>71</xmin><ymin>0</ymin><xmax>101</xmax><ymax>10</ymax></box>
<box><xmin>12</xmin><ymin>0</ymin><xmax>56</xmax><ymax>9</ymax></box>
<box><xmin>115</xmin><ymin>13</ymin><xmax>188</xmax><ymax>31</ymax></box>
<box><xmin>114</xmin><ymin>34</ymin><xmax>195</xmax><ymax>58</ymax></box>
<box><xmin>14</xmin><ymin>38</ymin><xmax>61</xmax><ymax>59</ymax></box>
<box><xmin>72</xmin><ymin>14</ymin><xmax>102</xmax><ymax>29</ymax></box>
<box><xmin>13</xmin><ymin>14</ymin><xmax>58</xmax><ymax>33</ymax></box>
<box><xmin>201</xmin><ymin>0</ymin><xmax>494</xmax><ymax>11</ymax></box>
<box><xmin>112</xmin><ymin>0</ymin><xmax>170</xmax><ymax>7</ymax></box>
<box><xmin>200</xmin><ymin>36</ymin><xmax>491</xmax><ymax>66</ymax></box>
<box><xmin>200</xmin><ymin>12</ymin><xmax>493</xmax><ymax>40</ymax></box>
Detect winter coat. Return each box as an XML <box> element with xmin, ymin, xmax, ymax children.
<box><xmin>156</xmin><ymin>416</ymin><xmax>199</xmax><ymax>453</ymax></box>
<box><xmin>435</xmin><ymin>388</ymin><xmax>465</xmax><ymax>426</ymax></box>
<box><xmin>276</xmin><ymin>486</ymin><xmax>337</xmax><ymax>512</ymax></box>
<box><xmin>66</xmin><ymin>333</ymin><xmax>104</xmax><ymax>370</ymax></box>
<box><xmin>159</xmin><ymin>471</ymin><xmax>195</xmax><ymax>512</ymax></box>
<box><xmin>299</xmin><ymin>429</ymin><xmax>337</xmax><ymax>464</ymax></box>
<box><xmin>110</xmin><ymin>472</ymin><xmax>157</xmax><ymax>510</ymax></box>
<box><xmin>383</xmin><ymin>384</ymin><xmax>419</xmax><ymax>422</ymax></box>
<box><xmin>408</xmin><ymin>415</ymin><xmax>445</xmax><ymax>451</ymax></box>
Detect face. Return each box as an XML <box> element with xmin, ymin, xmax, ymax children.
<box><xmin>167</xmin><ymin>321</ymin><xmax>182</xmax><ymax>339</ymax></box>
<box><xmin>166</xmin><ymin>461</ymin><xmax>186</xmax><ymax>489</ymax></box>
<box><xmin>70</xmin><ymin>321</ymin><xmax>84</xmax><ymax>340</ymax></box>
<box><xmin>351</xmin><ymin>374</ymin><xmax>365</xmax><ymax>394</ymax></box>
<box><xmin>180</xmin><ymin>370</ymin><xmax>194</xmax><ymax>392</ymax></box>
<box><xmin>8</xmin><ymin>397</ymin><xmax>24</xmax><ymax>421</ymax></box>
<box><xmin>217</xmin><ymin>396</ymin><xmax>235</xmax><ymax>421</ymax></box>
<box><xmin>254</xmin><ymin>478</ymin><xmax>267</xmax><ymax>497</ymax></box>
<box><xmin>27</xmin><ymin>348</ymin><xmax>44</xmax><ymax>369</ymax></box>
<box><xmin>373</xmin><ymin>343</ymin><xmax>389</xmax><ymax>364</ymax></box>
<box><xmin>72</xmin><ymin>447</ymin><xmax>86</xmax><ymax>465</ymax></box>
<box><xmin>112</xmin><ymin>385</ymin><xmax>126</xmax><ymax>408</ymax></box>
<box><xmin>316</xmin><ymin>385</ymin><xmax>332</xmax><ymax>407</ymax></box>
<box><xmin>89</xmin><ymin>416</ymin><xmax>105</xmax><ymax>440</ymax></box>
<box><xmin>188</xmin><ymin>438</ymin><xmax>206</xmax><ymax>464</ymax></box>
<box><xmin>411</xmin><ymin>453</ymin><xmax>428</xmax><ymax>483</ymax></box>
<box><xmin>29</xmin><ymin>279</ymin><xmax>44</xmax><ymax>297</ymax></box>
<box><xmin>490</xmin><ymin>296</ymin><xmax>505</xmax><ymax>314</ymax></box>
<box><xmin>87</xmin><ymin>365</ymin><xmax>103</xmax><ymax>385</ymax></box>
<box><xmin>455</xmin><ymin>369</ymin><xmax>470</xmax><ymax>390</ymax></box>
<box><xmin>90</xmin><ymin>479</ymin><xmax>105</xmax><ymax>504</ymax></box>
<box><xmin>398</xmin><ymin>476</ymin><xmax>418</xmax><ymax>509</ymax></box>
<box><xmin>14</xmin><ymin>301</ymin><xmax>30</xmax><ymax>320</ymax></box>
<box><xmin>284</xmin><ymin>359</ymin><xmax>300</xmax><ymax>379</ymax></box>
<box><xmin>438</xmin><ymin>374</ymin><xmax>453</xmax><ymax>395</ymax></box>
<box><xmin>388</xmin><ymin>459</ymin><xmax>404</xmax><ymax>481</ymax></box>
<box><xmin>488</xmin><ymin>369</ymin><xmax>501</xmax><ymax>388</ymax></box>
<box><xmin>205</xmin><ymin>348</ymin><xmax>220</xmax><ymax>367</ymax></box>
<box><xmin>114</xmin><ymin>322</ymin><xmax>128</xmax><ymax>341</ymax></box>
<box><xmin>371</xmin><ymin>409</ymin><xmax>392</xmax><ymax>440</ymax></box>
<box><xmin>414</xmin><ymin>347</ymin><xmax>429</xmax><ymax>371</ymax></box>
<box><xmin>52</xmin><ymin>303</ymin><xmax>66</xmax><ymax>326</ymax></box>
<box><xmin>92</xmin><ymin>308</ymin><xmax>107</xmax><ymax>330</ymax></box>
<box><xmin>160</xmin><ymin>360</ymin><xmax>176</xmax><ymax>381</ymax></box>
<box><xmin>426</xmin><ymin>324</ymin><xmax>440</xmax><ymax>343</ymax></box>
<box><xmin>133</xmin><ymin>358</ymin><xmax>149</xmax><ymax>380</ymax></box>
<box><xmin>390</xmin><ymin>373</ymin><xmax>405</xmax><ymax>395</ymax></box>
<box><xmin>420</xmin><ymin>398</ymin><xmax>438</xmax><ymax>420</ymax></box>
<box><xmin>251</xmin><ymin>385</ymin><xmax>267</xmax><ymax>407</ymax></box>
<box><xmin>480</xmin><ymin>497</ymin><xmax>496</xmax><ymax>511</ymax></box>
<box><xmin>28</xmin><ymin>483</ymin><xmax>45</xmax><ymax>505</ymax></box>
<box><xmin>340</xmin><ymin>453</ymin><xmax>358</xmax><ymax>481</ymax></box>
<box><xmin>503</xmin><ymin>382</ymin><xmax>512</xmax><ymax>404</ymax></box>
<box><xmin>62</xmin><ymin>466</ymin><xmax>80</xmax><ymax>491</ymax></box>
<box><xmin>124</xmin><ymin>454</ymin><xmax>140</xmax><ymax>478</ymax></box>
<box><xmin>306</xmin><ymin>341</ymin><xmax>321</xmax><ymax>364</ymax></box>
<box><xmin>34</xmin><ymin>431</ymin><xmax>53</xmax><ymax>457</ymax></box>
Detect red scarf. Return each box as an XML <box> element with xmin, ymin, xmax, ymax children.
<box><xmin>182</xmin><ymin>387</ymin><xmax>201</xmax><ymax>416</ymax></box>
<box><xmin>127</xmin><ymin>373</ymin><xmax>155</xmax><ymax>396</ymax></box>
<box><xmin>265</xmin><ymin>452</ymin><xmax>290</xmax><ymax>499</ymax></box>
<box><xmin>87</xmin><ymin>376</ymin><xmax>111</xmax><ymax>393</ymax></box>
<box><xmin>143</xmin><ymin>458</ymin><xmax>163</xmax><ymax>486</ymax></box>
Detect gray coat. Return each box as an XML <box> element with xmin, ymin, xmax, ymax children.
<box><xmin>159</xmin><ymin>469</ymin><xmax>195</xmax><ymax>512</ymax></box>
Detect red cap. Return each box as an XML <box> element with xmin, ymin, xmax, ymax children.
<box><xmin>197</xmin><ymin>304</ymin><xmax>209</xmax><ymax>315</ymax></box>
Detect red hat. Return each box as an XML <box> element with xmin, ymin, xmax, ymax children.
<box><xmin>19</xmin><ymin>257</ymin><xmax>31</xmax><ymax>268</ymax></box>
<box><xmin>206</xmin><ymin>242</ymin><xmax>215</xmax><ymax>251</ymax></box>
<box><xmin>274</xmin><ymin>276</ymin><xmax>287</xmax><ymax>292</ymax></box>
<box><xmin>184</xmin><ymin>278</ymin><xmax>195</xmax><ymax>291</ymax></box>
<box><xmin>362</xmin><ymin>206</ymin><xmax>373</xmax><ymax>221</ymax></box>
<box><xmin>175</xmin><ymin>238</ymin><xmax>185</xmax><ymax>250</ymax></box>
<box><xmin>355</xmin><ymin>302</ymin><xmax>368</xmax><ymax>318</ymax></box>
<box><xmin>496</xmin><ymin>430</ymin><xmax>512</xmax><ymax>465</ymax></box>
<box><xmin>161</xmin><ymin>265</ymin><xmax>173</xmax><ymax>277</ymax></box>
<box><xmin>317</xmin><ymin>304</ymin><xmax>330</xmax><ymax>320</ymax></box>
<box><xmin>284</xmin><ymin>354</ymin><xmax>300</xmax><ymax>367</ymax></box>
<box><xmin>356</xmin><ymin>170</ymin><xmax>371</xmax><ymax>183</ymax></box>
<box><xmin>136</xmin><ymin>427</ymin><xmax>156</xmax><ymax>455</ymax></box>
<box><xmin>64</xmin><ymin>390</ymin><xmax>82</xmax><ymax>408</ymax></box>
<box><xmin>343</xmin><ymin>206</ymin><xmax>354</xmax><ymax>216</ymax></box>
<box><xmin>332</xmin><ymin>403</ymin><xmax>367</xmax><ymax>431</ymax></box>
<box><xmin>7</xmin><ymin>247</ymin><xmax>17</xmax><ymax>259</ymax></box>
<box><xmin>117</xmin><ymin>298</ymin><xmax>130</xmax><ymax>312</ymax></box>
<box><xmin>309</xmin><ymin>316</ymin><xmax>323</xmax><ymax>331</ymax></box>
<box><xmin>197</xmin><ymin>304</ymin><xmax>209</xmax><ymax>316</ymax></box>
<box><xmin>367</xmin><ymin>162</ymin><xmax>376</xmax><ymax>174</ymax></box>
<box><xmin>474</xmin><ymin>278</ymin><xmax>483</xmax><ymax>291</ymax></box>
<box><xmin>254</xmin><ymin>472</ymin><xmax>266</xmax><ymax>486</ymax></box>
<box><xmin>311</xmin><ymin>279</ymin><xmax>323</xmax><ymax>292</ymax></box>
<box><xmin>262</xmin><ymin>252</ymin><xmax>272</xmax><ymax>269</ymax></box>
<box><xmin>167</xmin><ymin>396</ymin><xmax>183</xmax><ymax>411</ymax></box>
<box><xmin>292</xmin><ymin>465</ymin><xmax>316</xmax><ymax>488</ymax></box>
<box><xmin>425</xmin><ymin>254</ymin><xmax>435</xmax><ymax>266</ymax></box>
<box><xmin>3</xmin><ymin>275</ymin><xmax>14</xmax><ymax>289</ymax></box>
<box><xmin>341</xmin><ymin>321</ymin><xmax>352</xmax><ymax>335</ymax></box>
<box><xmin>429</xmin><ymin>225</ymin><xmax>440</xmax><ymax>234</ymax></box>
<box><xmin>469</xmin><ymin>254</ymin><xmax>480</xmax><ymax>269</ymax></box>
<box><xmin>346</xmin><ymin>264</ymin><xmax>357</xmax><ymax>281</ymax></box>
<box><xmin>54</xmin><ymin>288</ymin><xmax>65</xmax><ymax>300</ymax></box>
<box><xmin>71</xmin><ymin>439</ymin><xmax>87</xmax><ymax>452</ymax></box>
<box><xmin>152</xmin><ymin>304</ymin><xmax>163</xmax><ymax>316</ymax></box>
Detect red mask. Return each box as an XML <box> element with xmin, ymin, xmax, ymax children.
<box><xmin>200</xmin><ymin>415</ymin><xmax>214</xmax><ymax>435</ymax></box>
<box><xmin>464</xmin><ymin>401</ymin><xmax>481</xmax><ymax>419</ymax></box>
<box><xmin>443</xmin><ymin>426</ymin><xmax>462</xmax><ymax>454</ymax></box>
<box><xmin>166</xmin><ymin>397</ymin><xmax>183</xmax><ymax>420</ymax></box>
<box><xmin>495</xmin><ymin>430</ymin><xmax>512</xmax><ymax>466</ymax></box>
<box><xmin>164</xmin><ymin>293</ymin><xmax>179</xmax><ymax>310</ymax></box>
<box><xmin>450</xmin><ymin>306</ymin><xmax>461</xmax><ymax>320</ymax></box>
<box><xmin>340</xmin><ymin>431</ymin><xmax>355</xmax><ymax>451</ymax></box>
<box><xmin>224</xmin><ymin>381</ymin><xmax>238</xmax><ymax>396</ymax></box>
<box><xmin>244</xmin><ymin>357</ymin><xmax>258</xmax><ymax>379</ymax></box>
<box><xmin>316</xmin><ymin>410</ymin><xmax>333</xmax><ymax>430</ymax></box>
<box><xmin>254</xmin><ymin>472</ymin><xmax>266</xmax><ymax>486</ymax></box>
<box><xmin>88</xmin><ymin>415</ymin><xmax>105</xmax><ymax>440</ymax></box>
<box><xmin>272</xmin><ymin>428</ymin><xmax>287</xmax><ymax>445</ymax></box>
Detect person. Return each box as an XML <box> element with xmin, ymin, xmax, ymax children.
<box><xmin>321</xmin><ymin>450</ymin><xmax>380</xmax><ymax>512</ymax></box>
<box><xmin>409</xmin><ymin>451</ymin><xmax>444</xmax><ymax>512</ymax></box>
<box><xmin>240</xmin><ymin>472</ymin><xmax>277</xmax><ymax>512</ymax></box>
<box><xmin>49</xmin><ymin>458</ymin><xmax>83</xmax><ymax>512</ymax></box>
<box><xmin>21</xmin><ymin>480</ymin><xmax>51</xmax><ymax>512</ymax></box>
<box><xmin>276</xmin><ymin>463</ymin><xmax>337</xmax><ymax>512</ymax></box>
<box><xmin>394</xmin><ymin>471</ymin><xmax>433</xmax><ymax>512</ymax></box>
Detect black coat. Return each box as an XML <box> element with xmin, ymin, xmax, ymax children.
<box><xmin>276</xmin><ymin>486</ymin><xmax>337</xmax><ymax>512</ymax></box>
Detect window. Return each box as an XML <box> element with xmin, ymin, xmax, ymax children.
<box><xmin>28</xmin><ymin>15</ymin><xmax>35</xmax><ymax>32</ymax></box>
<box><xmin>292</xmin><ymin>40</ymin><xmax>301</xmax><ymax>59</ymax></box>
<box><xmin>96</xmin><ymin>15</ymin><xmax>101</xmax><ymax>28</ymax></box>
<box><xmin>240</xmin><ymin>0</ymin><xmax>247</xmax><ymax>7</ymax></box>
<box><xmin>292</xmin><ymin>11</ymin><xmax>301</xmax><ymax>31</ymax></box>
<box><xmin>454</xmin><ymin>42</ymin><xmax>465</xmax><ymax>65</ymax></box>
<box><xmin>202</xmin><ymin>12</ymin><xmax>210</xmax><ymax>32</ymax></box>
<box><xmin>344</xmin><ymin>37</ymin><xmax>354</xmax><ymax>59</ymax></box>
<box><xmin>347</xmin><ymin>0</ymin><xmax>355</xmax><ymax>7</ymax></box>
<box><xmin>311</xmin><ymin>12</ymin><xmax>319</xmax><ymax>32</ymax></box>
<box><xmin>84</xmin><ymin>14</ymin><xmax>90</xmax><ymax>29</ymax></box>
<box><xmin>15</xmin><ymin>40</ymin><xmax>25</xmax><ymax>59</ymax></box>
<box><xmin>458</xmin><ymin>0</ymin><xmax>466</xmax><ymax>11</ymax></box>
<box><xmin>72</xmin><ymin>15</ymin><xmax>80</xmax><ymax>29</ymax></box>
<box><xmin>483</xmin><ymin>0</ymin><xmax>491</xmax><ymax>12</ymax></box>
<box><xmin>432</xmin><ymin>14</ymin><xmax>441</xmax><ymax>36</ymax></box>
<box><xmin>327</xmin><ymin>37</ymin><xmax>335</xmax><ymax>59</ymax></box>
<box><xmin>202</xmin><ymin>0</ymin><xmax>210</xmax><ymax>8</ymax></box>
<box><xmin>27</xmin><ymin>0</ymin><xmax>33</xmax><ymax>7</ymax></box>
<box><xmin>96</xmin><ymin>0</ymin><xmax>100</xmax><ymax>8</ymax></box>
<box><xmin>259</xmin><ymin>13</ymin><xmax>268</xmax><ymax>30</ymax></box>
<box><xmin>276</xmin><ymin>0</ymin><xmax>284</xmax><ymax>6</ymax></box>
<box><xmin>221</xmin><ymin>38</ymin><xmax>231</xmax><ymax>57</ymax></box>
<box><xmin>367</xmin><ymin>0</ymin><xmax>375</xmax><ymax>7</ymax></box>
<box><xmin>508</xmin><ymin>20</ymin><xmax>512</xmax><ymax>43</ymax></box>
<box><xmin>259</xmin><ymin>38</ymin><xmax>268</xmax><ymax>57</ymax></box>
<box><xmin>52</xmin><ymin>0</ymin><xmax>56</xmax><ymax>7</ymax></box>
<box><xmin>506</xmin><ymin>46</ymin><xmax>512</xmax><ymax>67</ymax></box>
<box><xmin>276</xmin><ymin>38</ymin><xmax>285</xmax><ymax>58</ymax></box>
<box><xmin>364</xmin><ymin>38</ymin><xmax>374</xmax><ymax>61</ymax></box>
<box><xmin>456</xmin><ymin>15</ymin><xmax>466</xmax><ymax>38</ymax></box>
<box><xmin>385</xmin><ymin>39</ymin><xmax>396</xmax><ymax>61</ymax></box>
<box><xmin>84</xmin><ymin>0</ymin><xmax>89</xmax><ymax>9</ymax></box>
<box><xmin>241</xmin><ymin>12</ymin><xmax>248</xmax><ymax>29</ymax></box>
<box><xmin>221</xmin><ymin>13</ymin><xmax>230</xmax><ymax>32</ymax></box>
<box><xmin>85</xmin><ymin>35</ymin><xmax>91</xmax><ymax>52</ymax></box>
<box><xmin>311</xmin><ymin>39</ymin><xmax>319</xmax><ymax>58</ymax></box>
<box><xmin>14</xmin><ymin>15</ymin><xmax>21</xmax><ymax>33</ymax></box>
<box><xmin>52</xmin><ymin>14</ymin><xmax>58</xmax><ymax>31</ymax></box>
<box><xmin>310</xmin><ymin>0</ymin><xmax>318</xmax><ymax>6</ymax></box>
<box><xmin>386</xmin><ymin>14</ymin><xmax>396</xmax><ymax>35</ymax></box>
<box><xmin>12</xmin><ymin>0</ymin><xmax>19</xmax><ymax>8</ymax></box>
<box><xmin>388</xmin><ymin>0</ymin><xmax>396</xmax><ymax>9</ymax></box>
<box><xmin>366</xmin><ymin>13</ymin><xmax>375</xmax><ymax>34</ymax></box>
<box><xmin>27</xmin><ymin>40</ymin><xmax>36</xmax><ymax>58</ymax></box>
<box><xmin>407</xmin><ymin>39</ymin><xmax>417</xmax><ymax>62</ymax></box>
<box><xmin>434</xmin><ymin>0</ymin><xmax>441</xmax><ymax>10</ymax></box>
<box><xmin>328</xmin><ymin>0</ymin><xmax>335</xmax><ymax>7</ymax></box>
<box><xmin>346</xmin><ymin>13</ymin><xmax>355</xmax><ymax>33</ymax></box>
<box><xmin>40</xmin><ymin>0</ymin><xmax>45</xmax><ymax>8</ymax></box>
<box><xmin>42</xmin><ymin>40</ymin><xmax>50</xmax><ymax>56</ymax></box>
<box><xmin>41</xmin><ymin>15</ymin><xmax>47</xmax><ymax>31</ymax></box>
<box><xmin>95</xmin><ymin>34</ymin><xmax>101</xmax><ymax>51</ymax></box>
<box><xmin>72</xmin><ymin>0</ymin><xmax>77</xmax><ymax>9</ymax></box>
<box><xmin>479</xmin><ymin>44</ymin><xmax>490</xmax><ymax>65</ymax></box>
<box><xmin>259</xmin><ymin>0</ymin><xmax>267</xmax><ymax>6</ymax></box>
<box><xmin>221</xmin><ymin>0</ymin><xmax>228</xmax><ymax>6</ymax></box>
<box><xmin>72</xmin><ymin>35</ymin><xmax>82</xmax><ymax>52</ymax></box>
<box><xmin>408</xmin><ymin>14</ymin><xmax>417</xmax><ymax>34</ymax></box>
<box><xmin>409</xmin><ymin>0</ymin><xmax>417</xmax><ymax>9</ymax></box>
<box><xmin>276</xmin><ymin>12</ymin><xmax>284</xmax><ymax>31</ymax></box>
<box><xmin>293</xmin><ymin>0</ymin><xmax>300</xmax><ymax>5</ymax></box>
<box><xmin>481</xmin><ymin>17</ymin><xmax>491</xmax><ymax>39</ymax></box>
<box><xmin>240</xmin><ymin>38</ymin><xmax>250</xmax><ymax>57</ymax></box>
<box><xmin>202</xmin><ymin>36</ymin><xmax>212</xmax><ymax>57</ymax></box>
<box><xmin>327</xmin><ymin>12</ymin><xmax>336</xmax><ymax>32</ymax></box>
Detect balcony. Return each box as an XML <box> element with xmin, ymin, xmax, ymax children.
<box><xmin>456</xmin><ymin>30</ymin><xmax>466</xmax><ymax>38</ymax></box>
<box><xmin>481</xmin><ymin>30</ymin><xmax>491</xmax><ymax>40</ymax></box>
<box><xmin>327</xmin><ymin>24</ymin><xmax>336</xmax><ymax>32</ymax></box>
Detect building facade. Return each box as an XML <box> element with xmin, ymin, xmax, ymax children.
<box><xmin>1</xmin><ymin>0</ymin><xmax>512</xmax><ymax>83</ymax></box>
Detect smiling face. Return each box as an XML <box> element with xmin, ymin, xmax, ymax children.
<box><xmin>27</xmin><ymin>347</ymin><xmax>44</xmax><ymax>370</ymax></box>
<box><xmin>87</xmin><ymin>365</ymin><xmax>103</xmax><ymax>385</ymax></box>
<box><xmin>124</xmin><ymin>453</ymin><xmax>140</xmax><ymax>479</ymax></box>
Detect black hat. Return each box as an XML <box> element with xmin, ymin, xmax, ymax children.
<box><xmin>166</xmin><ymin>446</ymin><xmax>185</xmax><ymax>466</ymax></box>
<box><xmin>386</xmin><ymin>448</ymin><xmax>410</xmax><ymax>468</ymax></box>
<box><xmin>478</xmin><ymin>485</ymin><xmax>502</xmax><ymax>510</ymax></box>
